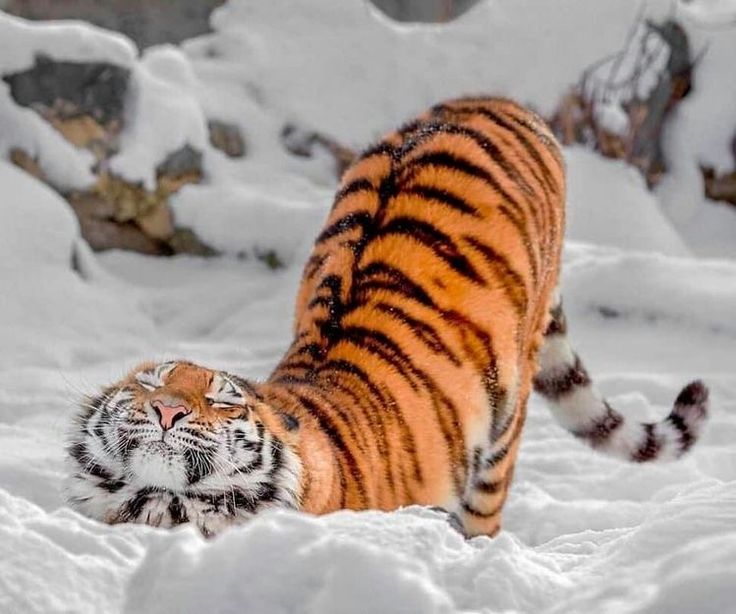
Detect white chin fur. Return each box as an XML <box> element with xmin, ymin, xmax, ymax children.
<box><xmin>127</xmin><ymin>442</ymin><xmax>188</xmax><ymax>491</ymax></box>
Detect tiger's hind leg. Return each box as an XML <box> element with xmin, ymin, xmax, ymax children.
<box><xmin>458</xmin><ymin>390</ymin><xmax>529</xmax><ymax>538</ymax></box>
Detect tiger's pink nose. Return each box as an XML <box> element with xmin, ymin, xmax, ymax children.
<box><xmin>151</xmin><ymin>399</ymin><xmax>190</xmax><ymax>431</ymax></box>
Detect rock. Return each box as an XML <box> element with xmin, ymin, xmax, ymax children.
<box><xmin>136</xmin><ymin>202</ymin><xmax>174</xmax><ymax>241</ymax></box>
<box><xmin>549</xmin><ymin>17</ymin><xmax>693</xmax><ymax>189</ymax></box>
<box><xmin>208</xmin><ymin>120</ymin><xmax>246</xmax><ymax>158</ymax></box>
<box><xmin>45</xmin><ymin>114</ymin><xmax>117</xmax><ymax>161</ymax></box>
<box><xmin>9</xmin><ymin>149</ymin><xmax>45</xmax><ymax>182</ymax></box>
<box><xmin>255</xmin><ymin>248</ymin><xmax>284</xmax><ymax>270</ymax></box>
<box><xmin>156</xmin><ymin>144</ymin><xmax>203</xmax><ymax>180</ymax></box>
<box><xmin>74</xmin><ymin>215</ymin><xmax>167</xmax><ymax>256</ymax></box>
<box><xmin>702</xmin><ymin>166</ymin><xmax>736</xmax><ymax>208</ymax></box>
<box><xmin>3</xmin><ymin>54</ymin><xmax>130</xmax><ymax>126</ymax></box>
<box><xmin>66</xmin><ymin>190</ymin><xmax>117</xmax><ymax>220</ymax></box>
<box><xmin>281</xmin><ymin>122</ymin><xmax>356</xmax><ymax>179</ymax></box>
<box><xmin>2</xmin><ymin>56</ymin><xmax>215</xmax><ymax>257</ymax></box>
<box><xmin>167</xmin><ymin>228</ymin><xmax>217</xmax><ymax>257</ymax></box>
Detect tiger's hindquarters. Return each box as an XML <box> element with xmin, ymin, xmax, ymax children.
<box><xmin>533</xmin><ymin>292</ymin><xmax>709</xmax><ymax>462</ymax></box>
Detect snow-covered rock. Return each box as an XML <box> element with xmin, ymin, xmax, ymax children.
<box><xmin>0</xmin><ymin>161</ymin><xmax>155</xmax><ymax>369</ymax></box>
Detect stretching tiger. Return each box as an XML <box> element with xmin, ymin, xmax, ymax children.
<box><xmin>66</xmin><ymin>97</ymin><xmax>709</xmax><ymax>537</ymax></box>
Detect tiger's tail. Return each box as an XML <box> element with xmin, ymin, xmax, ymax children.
<box><xmin>533</xmin><ymin>290</ymin><xmax>709</xmax><ymax>462</ymax></box>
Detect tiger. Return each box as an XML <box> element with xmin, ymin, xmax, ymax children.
<box><xmin>66</xmin><ymin>97</ymin><xmax>709</xmax><ymax>538</ymax></box>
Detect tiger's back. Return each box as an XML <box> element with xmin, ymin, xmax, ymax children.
<box><xmin>266</xmin><ymin>97</ymin><xmax>566</xmax><ymax>535</ymax></box>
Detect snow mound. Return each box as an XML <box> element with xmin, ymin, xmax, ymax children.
<box><xmin>565</xmin><ymin>148</ymin><xmax>690</xmax><ymax>256</ymax></box>
<box><xmin>0</xmin><ymin>160</ymin><xmax>78</xmax><ymax>266</ymax></box>
<box><xmin>171</xmin><ymin>182</ymin><xmax>329</xmax><ymax>262</ymax></box>
<box><xmin>0</xmin><ymin>12</ymin><xmax>136</xmax><ymax>72</ymax></box>
<box><xmin>0</xmin><ymin>161</ymin><xmax>154</xmax><ymax>369</ymax></box>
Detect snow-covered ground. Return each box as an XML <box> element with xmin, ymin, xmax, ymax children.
<box><xmin>1</xmin><ymin>1</ymin><xmax>736</xmax><ymax>613</ymax></box>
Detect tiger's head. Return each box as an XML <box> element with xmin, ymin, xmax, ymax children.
<box><xmin>66</xmin><ymin>361</ymin><xmax>301</xmax><ymax>536</ymax></box>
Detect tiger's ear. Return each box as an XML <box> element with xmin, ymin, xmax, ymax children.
<box><xmin>253</xmin><ymin>402</ymin><xmax>301</xmax><ymax>443</ymax></box>
<box><xmin>278</xmin><ymin>412</ymin><xmax>300</xmax><ymax>432</ymax></box>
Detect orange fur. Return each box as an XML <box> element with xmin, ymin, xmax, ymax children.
<box><xmin>262</xmin><ymin>97</ymin><xmax>565</xmax><ymax>535</ymax></box>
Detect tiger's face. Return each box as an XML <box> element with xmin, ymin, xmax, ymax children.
<box><xmin>66</xmin><ymin>361</ymin><xmax>301</xmax><ymax>536</ymax></box>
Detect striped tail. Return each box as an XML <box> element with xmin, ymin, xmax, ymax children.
<box><xmin>533</xmin><ymin>291</ymin><xmax>709</xmax><ymax>462</ymax></box>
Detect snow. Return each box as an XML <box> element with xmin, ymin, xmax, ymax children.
<box><xmin>0</xmin><ymin>13</ymin><xmax>136</xmax><ymax>191</ymax></box>
<box><xmin>108</xmin><ymin>48</ymin><xmax>209</xmax><ymax>190</ymax></box>
<box><xmin>565</xmin><ymin>148</ymin><xmax>691</xmax><ymax>257</ymax></box>
<box><xmin>0</xmin><ymin>12</ymin><xmax>136</xmax><ymax>72</ymax></box>
<box><xmin>1</xmin><ymin>1</ymin><xmax>736</xmax><ymax>613</ymax></box>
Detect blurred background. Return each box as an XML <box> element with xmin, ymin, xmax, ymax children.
<box><xmin>1</xmin><ymin>0</ymin><xmax>483</xmax><ymax>47</ymax></box>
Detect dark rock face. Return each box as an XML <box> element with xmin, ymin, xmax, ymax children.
<box><xmin>156</xmin><ymin>145</ymin><xmax>203</xmax><ymax>179</ymax></box>
<box><xmin>208</xmin><ymin>120</ymin><xmax>246</xmax><ymax>158</ymax></box>
<box><xmin>3</xmin><ymin>54</ymin><xmax>130</xmax><ymax>125</ymax></box>
<box><xmin>281</xmin><ymin>122</ymin><xmax>355</xmax><ymax>179</ymax></box>
<box><xmin>4</xmin><ymin>0</ymin><xmax>225</xmax><ymax>49</ymax></box>
<box><xmin>549</xmin><ymin>18</ymin><xmax>692</xmax><ymax>189</ymax></box>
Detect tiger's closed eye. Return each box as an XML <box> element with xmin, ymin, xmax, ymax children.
<box><xmin>134</xmin><ymin>362</ymin><xmax>176</xmax><ymax>392</ymax></box>
<box><xmin>135</xmin><ymin>372</ymin><xmax>159</xmax><ymax>391</ymax></box>
<box><xmin>205</xmin><ymin>396</ymin><xmax>239</xmax><ymax>409</ymax></box>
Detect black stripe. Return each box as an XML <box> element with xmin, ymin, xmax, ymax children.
<box><xmin>545</xmin><ymin>301</ymin><xmax>567</xmax><ymax>336</ymax></box>
<box><xmin>632</xmin><ymin>424</ymin><xmax>662</xmax><ymax>462</ymax></box>
<box><xmin>68</xmin><ymin>441</ymin><xmax>126</xmax><ymax>492</ymax></box>
<box><xmin>674</xmin><ymin>380</ymin><xmax>708</xmax><ymax>408</ymax></box>
<box><xmin>226</xmin><ymin>374</ymin><xmax>261</xmax><ymax>399</ymax></box>
<box><xmin>401</xmin><ymin>184</ymin><xmax>480</xmax><ymax>217</ymax></box>
<box><xmin>301</xmin><ymin>385</ymin><xmax>371</xmax><ymax>455</ymax></box>
<box><xmin>292</xmin><ymin>391</ymin><xmax>366</xmax><ymax>507</ymax></box>
<box><xmin>267</xmin><ymin>437</ymin><xmax>284</xmax><ymax>479</ymax></box>
<box><xmin>666</xmin><ymin>412</ymin><xmax>695</xmax><ymax>454</ymax></box>
<box><xmin>482</xmin><ymin>409</ymin><xmax>525</xmax><ymax>469</ymax></box>
<box><xmin>183</xmin><ymin>447</ymin><xmax>215</xmax><ymax>484</ymax></box>
<box><xmin>355</xmin><ymin>261</ymin><xmax>437</xmax><ymax>308</ymax></box>
<box><xmin>119</xmin><ymin>487</ymin><xmax>160</xmax><ymax>521</ymax></box>
<box><xmin>373</xmin><ymin>302</ymin><xmax>462</xmax><ymax>366</ymax></box>
<box><xmin>304</xmin><ymin>252</ymin><xmax>328</xmax><ymax>280</ymax></box>
<box><xmin>444</xmin><ymin>105</ymin><xmax>561</xmax><ymax>194</ymax></box>
<box><xmin>358</xmin><ymin>141</ymin><xmax>395</xmax><ymax>161</ymax></box>
<box><xmin>277</xmin><ymin>359</ymin><xmax>318</xmax><ymax>373</ymax></box>
<box><xmin>463</xmin><ymin>235</ymin><xmax>528</xmax><ymax>314</ymax></box>
<box><xmin>340</xmin><ymin>325</ymin><xmax>425</xmax><ymax>391</ymax></box>
<box><xmin>507</xmin><ymin>112</ymin><xmax>564</xmax><ymax>166</ymax></box>
<box><xmin>225</xmin><ymin>489</ymin><xmax>258</xmax><ymax>514</ymax></box>
<box><xmin>474</xmin><ymin>479</ymin><xmax>503</xmax><ymax>494</ymax></box>
<box><xmin>461</xmin><ymin>499</ymin><xmax>502</xmax><ymax>519</ymax></box>
<box><xmin>168</xmin><ymin>496</ymin><xmax>189</xmax><ymax>525</ymax></box>
<box><xmin>332</xmin><ymin>178</ymin><xmax>375</xmax><ymax>209</ymax></box>
<box><xmin>400</xmin><ymin>149</ymin><xmax>497</xmax><ymax>192</ymax></box>
<box><xmin>308</xmin><ymin>274</ymin><xmax>345</xmax><ymax>342</ymax></box>
<box><xmin>376</xmin><ymin>216</ymin><xmax>484</xmax><ymax>284</ymax></box>
<box><xmin>318</xmin><ymin>359</ymin><xmax>397</xmax><ymax>492</ymax></box>
<box><xmin>496</xmin><ymin>202</ymin><xmax>539</xmax><ymax>282</ymax></box>
<box><xmin>533</xmin><ymin>355</ymin><xmax>591</xmax><ymax>400</ymax></box>
<box><xmin>319</xmin><ymin>359</ymin><xmax>423</xmax><ymax>487</ymax></box>
<box><xmin>573</xmin><ymin>404</ymin><xmax>624</xmax><ymax>446</ymax></box>
<box><xmin>317</xmin><ymin>211</ymin><xmax>373</xmax><ymax>243</ymax></box>
<box><xmin>293</xmin><ymin>342</ymin><xmax>325</xmax><ymax>361</ymax></box>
